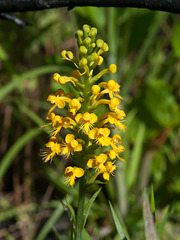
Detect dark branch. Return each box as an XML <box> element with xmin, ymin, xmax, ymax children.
<box><xmin>0</xmin><ymin>0</ymin><xmax>180</xmax><ymax>14</ymax></box>
<box><xmin>0</xmin><ymin>13</ymin><xmax>32</xmax><ymax>28</ymax></box>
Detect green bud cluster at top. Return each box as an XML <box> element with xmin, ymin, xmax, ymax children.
<box><xmin>61</xmin><ymin>24</ymin><xmax>109</xmax><ymax>77</ymax></box>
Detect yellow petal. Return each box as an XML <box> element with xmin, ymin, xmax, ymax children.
<box><xmin>65</xmin><ymin>134</ymin><xmax>75</xmax><ymax>143</ymax></box>
<box><xmin>74</xmin><ymin>167</ymin><xmax>85</xmax><ymax>178</ymax></box>
<box><xmin>103</xmin><ymin>172</ymin><xmax>110</xmax><ymax>180</ymax></box>
<box><xmin>88</xmin><ymin>128</ymin><xmax>97</xmax><ymax>139</ymax></box>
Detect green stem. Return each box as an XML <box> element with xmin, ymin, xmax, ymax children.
<box><xmin>75</xmin><ymin>175</ymin><xmax>86</xmax><ymax>240</ymax></box>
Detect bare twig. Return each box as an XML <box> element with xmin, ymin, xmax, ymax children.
<box><xmin>0</xmin><ymin>0</ymin><xmax>179</xmax><ymax>13</ymax></box>
<box><xmin>0</xmin><ymin>13</ymin><xmax>32</xmax><ymax>28</ymax></box>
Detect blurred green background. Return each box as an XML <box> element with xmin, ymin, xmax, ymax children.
<box><xmin>0</xmin><ymin>7</ymin><xmax>180</xmax><ymax>240</ymax></box>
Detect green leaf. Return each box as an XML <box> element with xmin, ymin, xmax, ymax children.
<box><xmin>83</xmin><ymin>187</ymin><xmax>102</xmax><ymax>228</ymax></box>
<box><xmin>109</xmin><ymin>202</ymin><xmax>127</xmax><ymax>240</ymax></box>
<box><xmin>157</xmin><ymin>205</ymin><xmax>171</xmax><ymax>237</ymax></box>
<box><xmin>126</xmin><ymin>122</ymin><xmax>145</xmax><ymax>189</ymax></box>
<box><xmin>35</xmin><ymin>203</ymin><xmax>63</xmax><ymax>240</ymax></box>
<box><xmin>143</xmin><ymin>190</ymin><xmax>159</xmax><ymax>240</ymax></box>
<box><xmin>150</xmin><ymin>184</ymin><xmax>156</xmax><ymax>221</ymax></box>
<box><xmin>0</xmin><ymin>65</ymin><xmax>68</xmax><ymax>101</ymax></box>
<box><xmin>0</xmin><ymin>128</ymin><xmax>42</xmax><ymax>181</ymax></box>
<box><xmin>52</xmin><ymin>226</ymin><xmax>62</xmax><ymax>240</ymax></box>
<box><xmin>65</xmin><ymin>195</ymin><xmax>76</xmax><ymax>224</ymax></box>
<box><xmin>82</xmin><ymin>229</ymin><xmax>92</xmax><ymax>240</ymax></box>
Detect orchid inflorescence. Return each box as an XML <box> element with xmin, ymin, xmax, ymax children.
<box><xmin>41</xmin><ymin>24</ymin><xmax>126</xmax><ymax>186</ymax></box>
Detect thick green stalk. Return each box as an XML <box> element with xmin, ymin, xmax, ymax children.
<box><xmin>75</xmin><ymin>175</ymin><xmax>86</xmax><ymax>240</ymax></box>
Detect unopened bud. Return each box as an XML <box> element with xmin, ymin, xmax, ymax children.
<box><xmin>91</xmin><ymin>85</ymin><xmax>100</xmax><ymax>95</ymax></box>
<box><xmin>109</xmin><ymin>64</ymin><xmax>117</xmax><ymax>73</ymax></box>
<box><xmin>96</xmin><ymin>39</ymin><xmax>104</xmax><ymax>48</ymax></box>
<box><xmin>102</xmin><ymin>42</ymin><xmax>109</xmax><ymax>52</ymax></box>
<box><xmin>84</xmin><ymin>37</ymin><xmax>91</xmax><ymax>45</ymax></box>
<box><xmin>80</xmin><ymin>46</ymin><xmax>88</xmax><ymax>55</ymax></box>
<box><xmin>61</xmin><ymin>50</ymin><xmax>67</xmax><ymax>59</ymax></box>
<box><xmin>83</xmin><ymin>24</ymin><xmax>90</xmax><ymax>33</ymax></box>
<box><xmin>79</xmin><ymin>57</ymin><xmax>87</xmax><ymax>67</ymax></box>
<box><xmin>67</xmin><ymin>51</ymin><xmax>74</xmax><ymax>60</ymax></box>
<box><xmin>89</xmin><ymin>27</ymin><xmax>97</xmax><ymax>37</ymax></box>
<box><xmin>91</xmin><ymin>53</ymin><xmax>98</xmax><ymax>61</ymax></box>
<box><xmin>76</xmin><ymin>30</ymin><xmax>83</xmax><ymax>37</ymax></box>
<box><xmin>53</xmin><ymin>73</ymin><xmax>60</xmax><ymax>83</ymax></box>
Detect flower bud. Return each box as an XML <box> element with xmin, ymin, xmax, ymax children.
<box><xmin>84</xmin><ymin>37</ymin><xmax>91</xmax><ymax>45</ymax></box>
<box><xmin>102</xmin><ymin>42</ymin><xmax>109</xmax><ymax>52</ymax></box>
<box><xmin>53</xmin><ymin>73</ymin><xmax>60</xmax><ymax>83</ymax></box>
<box><xmin>109</xmin><ymin>64</ymin><xmax>117</xmax><ymax>73</ymax></box>
<box><xmin>61</xmin><ymin>50</ymin><xmax>67</xmax><ymax>59</ymax></box>
<box><xmin>67</xmin><ymin>51</ymin><xmax>74</xmax><ymax>60</ymax></box>
<box><xmin>96</xmin><ymin>39</ymin><xmax>104</xmax><ymax>48</ymax></box>
<box><xmin>80</xmin><ymin>46</ymin><xmax>88</xmax><ymax>55</ymax></box>
<box><xmin>91</xmin><ymin>85</ymin><xmax>100</xmax><ymax>95</ymax></box>
<box><xmin>91</xmin><ymin>52</ymin><xmax>98</xmax><ymax>61</ymax></box>
<box><xmin>92</xmin><ymin>43</ymin><xmax>96</xmax><ymax>48</ymax></box>
<box><xmin>83</xmin><ymin>24</ymin><xmax>90</xmax><ymax>33</ymax></box>
<box><xmin>79</xmin><ymin>57</ymin><xmax>87</xmax><ymax>67</ymax></box>
<box><xmin>89</xmin><ymin>27</ymin><xmax>97</xmax><ymax>37</ymax></box>
<box><xmin>76</xmin><ymin>30</ymin><xmax>83</xmax><ymax>37</ymax></box>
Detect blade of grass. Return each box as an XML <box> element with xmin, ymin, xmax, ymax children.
<box><xmin>82</xmin><ymin>229</ymin><xmax>92</xmax><ymax>240</ymax></box>
<box><xmin>83</xmin><ymin>187</ymin><xmax>102</xmax><ymax>228</ymax></box>
<box><xmin>65</xmin><ymin>195</ymin><xmax>76</xmax><ymax>224</ymax></box>
<box><xmin>0</xmin><ymin>65</ymin><xmax>71</xmax><ymax>101</ymax></box>
<box><xmin>157</xmin><ymin>205</ymin><xmax>171</xmax><ymax>237</ymax></box>
<box><xmin>0</xmin><ymin>128</ymin><xmax>42</xmax><ymax>181</ymax></box>
<box><xmin>52</xmin><ymin>226</ymin><xmax>62</xmax><ymax>240</ymax></box>
<box><xmin>35</xmin><ymin>197</ymin><xmax>72</xmax><ymax>240</ymax></box>
<box><xmin>109</xmin><ymin>201</ymin><xmax>128</xmax><ymax>240</ymax></box>
<box><xmin>150</xmin><ymin>184</ymin><xmax>156</xmax><ymax>221</ymax></box>
<box><xmin>143</xmin><ymin>190</ymin><xmax>159</xmax><ymax>240</ymax></box>
<box><xmin>126</xmin><ymin>122</ymin><xmax>145</xmax><ymax>189</ymax></box>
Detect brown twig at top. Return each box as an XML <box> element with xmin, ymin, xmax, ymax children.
<box><xmin>0</xmin><ymin>13</ymin><xmax>32</xmax><ymax>28</ymax></box>
<box><xmin>0</xmin><ymin>0</ymin><xmax>180</xmax><ymax>14</ymax></box>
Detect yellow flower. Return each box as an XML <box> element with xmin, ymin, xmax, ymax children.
<box><xmin>99</xmin><ymin>80</ymin><xmax>122</xmax><ymax>99</ymax></box>
<box><xmin>42</xmin><ymin>112</ymin><xmax>76</xmax><ymax>136</ymax></box>
<box><xmin>93</xmin><ymin>97</ymin><xmax>122</xmax><ymax>113</ymax></box>
<box><xmin>105</xmin><ymin>146</ymin><xmax>125</xmax><ymax>162</ymax></box>
<box><xmin>61</xmin><ymin>134</ymin><xmax>82</xmax><ymax>158</ymax></box>
<box><xmin>99</xmin><ymin>161</ymin><xmax>117</xmax><ymax>180</ymax></box>
<box><xmin>91</xmin><ymin>85</ymin><xmax>101</xmax><ymax>95</ymax></box>
<box><xmin>75</xmin><ymin>112</ymin><xmax>97</xmax><ymax>134</ymax></box>
<box><xmin>108</xmin><ymin>98</ymin><xmax>121</xmax><ymax>112</ymax></box>
<box><xmin>107</xmin><ymin>135</ymin><xmax>125</xmax><ymax>162</ymax></box>
<box><xmin>87</xmin><ymin>153</ymin><xmax>107</xmax><ymax>169</ymax></box>
<box><xmin>47</xmin><ymin>89</ymin><xmax>72</xmax><ymax>114</ymax></box>
<box><xmin>90</xmin><ymin>64</ymin><xmax>117</xmax><ymax>84</ymax></box>
<box><xmin>68</xmin><ymin>98</ymin><xmax>82</xmax><ymax>115</ymax></box>
<box><xmin>41</xmin><ymin>136</ymin><xmax>61</xmax><ymax>163</ymax></box>
<box><xmin>88</xmin><ymin>127</ymin><xmax>111</xmax><ymax>146</ymax></box>
<box><xmin>98</xmin><ymin>111</ymin><xmax>126</xmax><ymax>131</ymax></box>
<box><xmin>42</xmin><ymin>24</ymin><xmax>126</xmax><ymax>186</ymax></box>
<box><xmin>64</xmin><ymin>166</ymin><xmax>85</xmax><ymax>186</ymax></box>
<box><xmin>53</xmin><ymin>73</ymin><xmax>78</xmax><ymax>86</ymax></box>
